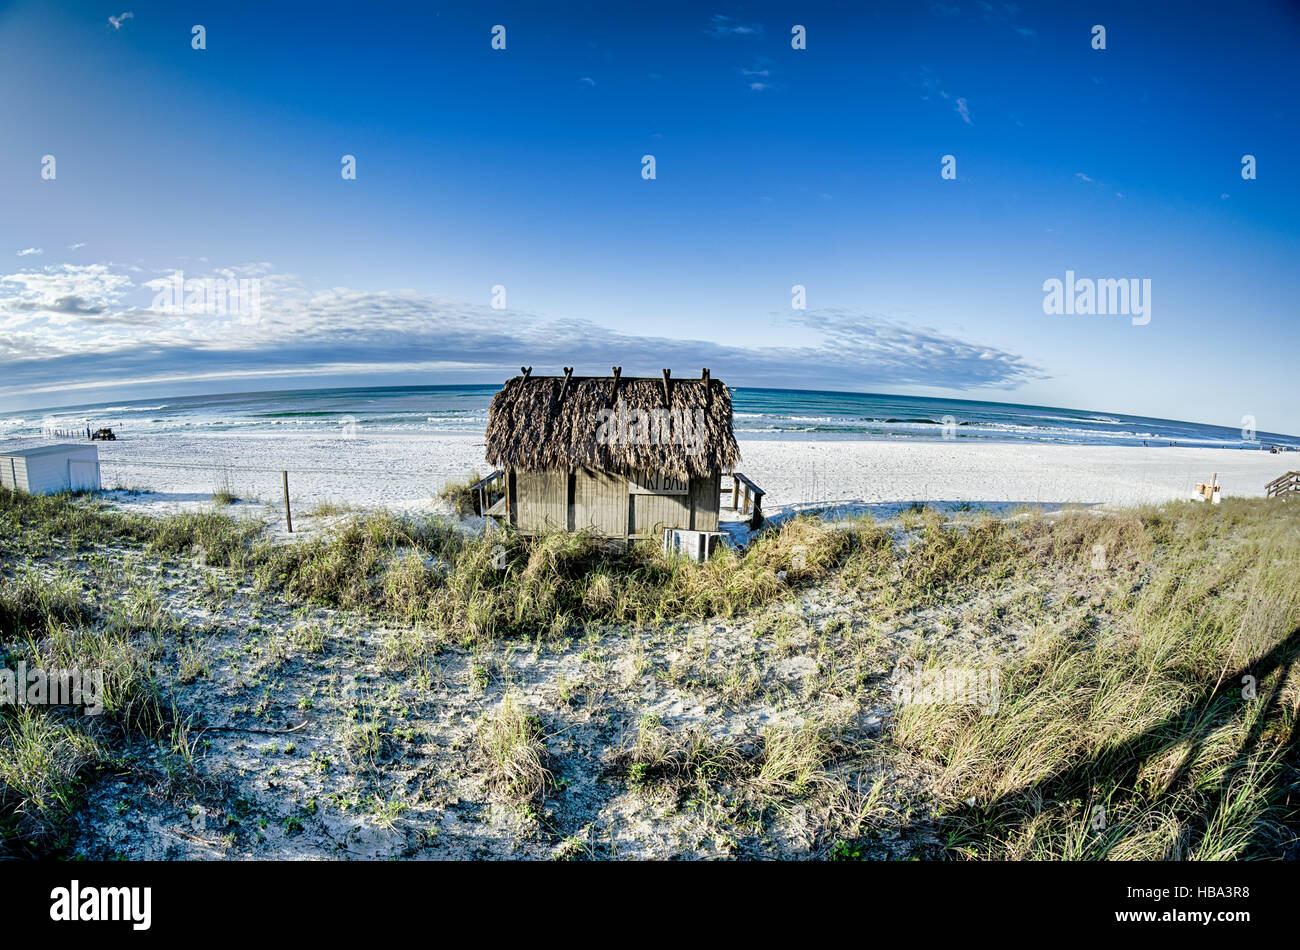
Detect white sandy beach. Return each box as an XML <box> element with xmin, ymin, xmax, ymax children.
<box><xmin>68</xmin><ymin>431</ymin><xmax>1294</xmax><ymax>521</ymax></box>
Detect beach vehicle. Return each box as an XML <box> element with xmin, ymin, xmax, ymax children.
<box><xmin>478</xmin><ymin>367</ymin><xmax>763</xmax><ymax>551</ymax></box>
<box><xmin>90</xmin><ymin>427</ymin><xmax>117</xmax><ymax>441</ymax></box>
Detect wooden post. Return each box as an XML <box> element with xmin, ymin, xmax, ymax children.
<box><xmin>282</xmin><ymin>470</ymin><xmax>293</xmax><ymax>533</ymax></box>
<box><xmin>608</xmin><ymin>366</ymin><xmax>622</xmax><ymax>408</ymax></box>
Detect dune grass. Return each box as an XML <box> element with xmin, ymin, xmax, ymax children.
<box><xmin>3</xmin><ymin>486</ymin><xmax>1298</xmax><ymax>859</ymax></box>
<box><xmin>890</xmin><ymin>498</ymin><xmax>1300</xmax><ymax>860</ymax></box>
<box><xmin>478</xmin><ymin>693</ymin><xmax>553</xmax><ymax>808</ymax></box>
<box><xmin>75</xmin><ymin>486</ymin><xmax>889</xmax><ymax>641</ymax></box>
<box><xmin>0</xmin><ymin>561</ymin><xmax>177</xmax><ymax>856</ymax></box>
<box><xmin>436</xmin><ymin>471</ymin><xmax>482</xmax><ymax>517</ymax></box>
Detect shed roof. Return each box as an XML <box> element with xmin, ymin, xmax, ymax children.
<box><xmin>485</xmin><ymin>369</ymin><xmax>740</xmax><ymax>478</ymax></box>
<box><xmin>0</xmin><ymin>443</ymin><xmax>98</xmax><ymax>459</ymax></box>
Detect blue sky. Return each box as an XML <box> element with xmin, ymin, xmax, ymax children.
<box><xmin>1</xmin><ymin>0</ymin><xmax>1298</xmax><ymax>433</ymax></box>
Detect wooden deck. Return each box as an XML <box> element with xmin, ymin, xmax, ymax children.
<box><xmin>721</xmin><ymin>472</ymin><xmax>765</xmax><ymax>529</ymax></box>
<box><xmin>469</xmin><ymin>470</ymin><xmax>505</xmax><ymax>517</ymax></box>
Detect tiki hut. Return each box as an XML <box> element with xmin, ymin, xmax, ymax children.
<box><xmin>479</xmin><ymin>367</ymin><xmax>743</xmax><ymax>542</ymax></box>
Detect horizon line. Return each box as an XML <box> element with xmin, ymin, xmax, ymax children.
<box><xmin>6</xmin><ymin>380</ymin><xmax>1298</xmax><ymax>442</ymax></box>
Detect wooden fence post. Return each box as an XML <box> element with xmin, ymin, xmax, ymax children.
<box><xmin>282</xmin><ymin>470</ymin><xmax>293</xmax><ymax>533</ymax></box>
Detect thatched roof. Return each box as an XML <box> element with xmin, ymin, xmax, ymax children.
<box><xmin>485</xmin><ymin>369</ymin><xmax>740</xmax><ymax>478</ymax></box>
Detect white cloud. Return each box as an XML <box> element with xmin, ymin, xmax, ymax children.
<box><xmin>17</xmin><ymin>248</ymin><xmax>43</xmax><ymax>257</ymax></box>
<box><xmin>67</xmin><ymin>243</ymin><xmax>86</xmax><ymax>250</ymax></box>
<box><xmin>738</xmin><ymin>58</ymin><xmax>776</xmax><ymax>92</ymax></box>
<box><xmin>914</xmin><ymin>68</ymin><xmax>972</xmax><ymax>126</ymax></box>
<box><xmin>0</xmin><ymin>260</ymin><xmax>1045</xmax><ymax>398</ymax></box>
<box><xmin>976</xmin><ymin>2</ymin><xmax>1036</xmax><ymax>40</ymax></box>
<box><xmin>705</xmin><ymin>15</ymin><xmax>763</xmax><ymax>37</ymax></box>
<box><xmin>108</xmin><ymin>11</ymin><xmax>134</xmax><ymax>30</ymax></box>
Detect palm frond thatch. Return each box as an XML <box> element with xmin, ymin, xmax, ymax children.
<box><xmin>485</xmin><ymin>373</ymin><xmax>740</xmax><ymax>478</ymax></box>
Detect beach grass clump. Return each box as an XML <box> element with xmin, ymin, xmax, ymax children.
<box><xmin>0</xmin><ymin>567</ymin><xmax>92</xmax><ymax>636</ymax></box>
<box><xmin>0</xmin><ymin>486</ymin><xmax>153</xmax><ymax>556</ymax></box>
<box><xmin>615</xmin><ymin>714</ymin><xmax>860</xmax><ymax>841</ymax></box>
<box><xmin>477</xmin><ymin>693</ymin><xmax>552</xmax><ymax>806</ymax></box>
<box><xmin>0</xmin><ymin>706</ymin><xmax>104</xmax><ymax>855</ymax></box>
<box><xmin>250</xmin><ymin>511</ymin><xmax>462</xmax><ymax>612</ymax></box>
<box><xmin>437</xmin><ymin>471</ymin><xmax>481</xmax><ymax>517</ymax></box>
<box><xmin>211</xmin><ymin>467</ymin><xmax>240</xmax><ymax>506</ymax></box>
<box><xmin>892</xmin><ymin>498</ymin><xmax>1300</xmax><ymax>860</ymax></box>
<box><xmin>147</xmin><ymin>510</ymin><xmax>264</xmax><ymax>570</ymax></box>
<box><xmin>422</xmin><ymin>514</ymin><xmax>888</xmax><ymax>641</ymax></box>
<box><xmin>755</xmin><ymin>722</ymin><xmax>835</xmax><ymax>800</ymax></box>
<box><xmin>1024</xmin><ymin>506</ymin><xmax>1156</xmax><ymax>571</ymax></box>
<box><xmin>618</xmin><ymin>714</ymin><xmax>749</xmax><ymax>804</ymax></box>
<box><xmin>892</xmin><ymin>510</ymin><xmax>1026</xmax><ymax>605</ymax></box>
<box><xmin>0</xmin><ymin>566</ymin><xmax>175</xmax><ymax>857</ymax></box>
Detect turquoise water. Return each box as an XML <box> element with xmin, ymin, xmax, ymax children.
<box><xmin>3</xmin><ymin>384</ymin><xmax>1297</xmax><ymax>450</ymax></box>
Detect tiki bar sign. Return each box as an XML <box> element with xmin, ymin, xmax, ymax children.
<box><xmin>628</xmin><ymin>470</ymin><xmax>689</xmax><ymax>495</ymax></box>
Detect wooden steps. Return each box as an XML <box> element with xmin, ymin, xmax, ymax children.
<box><xmin>1265</xmin><ymin>471</ymin><xmax>1300</xmax><ymax>499</ymax></box>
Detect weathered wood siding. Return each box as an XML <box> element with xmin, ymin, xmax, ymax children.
<box><xmin>689</xmin><ymin>473</ymin><xmax>720</xmax><ymax>531</ymax></box>
<box><xmin>509</xmin><ymin>467</ymin><xmax>722</xmax><ymax>539</ymax></box>
<box><xmin>573</xmin><ymin>468</ymin><xmax>628</xmax><ymax>537</ymax></box>
<box><xmin>630</xmin><ymin>491</ymin><xmax>691</xmax><ymax>539</ymax></box>
<box><xmin>512</xmin><ymin>469</ymin><xmax>568</xmax><ymax>533</ymax></box>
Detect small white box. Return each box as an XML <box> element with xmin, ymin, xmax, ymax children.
<box><xmin>662</xmin><ymin>528</ymin><xmax>722</xmax><ymax>563</ymax></box>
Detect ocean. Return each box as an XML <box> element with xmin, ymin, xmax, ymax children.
<box><xmin>2</xmin><ymin>385</ymin><xmax>1297</xmax><ymax>450</ymax></box>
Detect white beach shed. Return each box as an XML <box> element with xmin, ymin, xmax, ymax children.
<box><xmin>0</xmin><ymin>444</ymin><xmax>101</xmax><ymax>495</ymax></box>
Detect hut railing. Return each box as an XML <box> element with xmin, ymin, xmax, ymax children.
<box><xmin>722</xmin><ymin>472</ymin><xmax>765</xmax><ymax>528</ymax></box>
<box><xmin>1265</xmin><ymin>471</ymin><xmax>1300</xmax><ymax>499</ymax></box>
<box><xmin>469</xmin><ymin>470</ymin><xmax>505</xmax><ymax>516</ymax></box>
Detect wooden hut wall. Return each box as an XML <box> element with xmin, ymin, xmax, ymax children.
<box><xmin>689</xmin><ymin>473</ymin><xmax>721</xmax><ymax>531</ymax></box>
<box><xmin>573</xmin><ymin>468</ymin><xmax>628</xmax><ymax>537</ymax></box>
<box><xmin>510</xmin><ymin>466</ymin><xmax>722</xmax><ymax>539</ymax></box>
<box><xmin>629</xmin><ymin>491</ymin><xmax>691</xmax><ymax>539</ymax></box>
<box><xmin>512</xmin><ymin>469</ymin><xmax>568</xmax><ymax>533</ymax></box>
